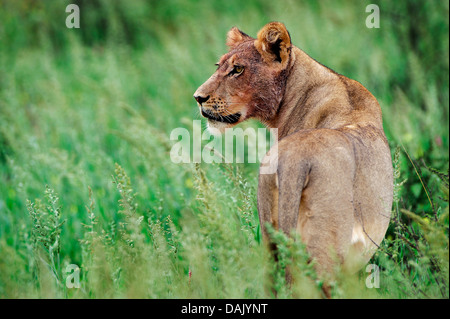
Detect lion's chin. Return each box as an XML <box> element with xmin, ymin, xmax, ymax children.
<box><xmin>206</xmin><ymin>120</ymin><xmax>233</xmax><ymax>135</ymax></box>
<box><xmin>201</xmin><ymin>107</ymin><xmax>248</xmax><ymax>135</ymax></box>
<box><xmin>202</xmin><ymin>109</ymin><xmax>247</xmax><ymax>135</ymax></box>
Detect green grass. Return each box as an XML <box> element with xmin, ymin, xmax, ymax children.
<box><xmin>0</xmin><ymin>0</ymin><xmax>448</xmax><ymax>298</ymax></box>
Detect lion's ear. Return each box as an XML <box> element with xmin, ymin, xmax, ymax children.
<box><xmin>226</xmin><ymin>27</ymin><xmax>252</xmax><ymax>49</ymax></box>
<box><xmin>255</xmin><ymin>22</ymin><xmax>291</xmax><ymax>67</ymax></box>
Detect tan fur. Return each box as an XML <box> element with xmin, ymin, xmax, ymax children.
<box><xmin>255</xmin><ymin>22</ymin><xmax>291</xmax><ymax>69</ymax></box>
<box><xmin>194</xmin><ymin>22</ymin><xmax>393</xmax><ymax>278</ymax></box>
<box><xmin>227</xmin><ymin>27</ymin><xmax>253</xmax><ymax>49</ymax></box>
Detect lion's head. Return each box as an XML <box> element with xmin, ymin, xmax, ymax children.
<box><xmin>194</xmin><ymin>22</ymin><xmax>292</xmax><ymax>132</ymax></box>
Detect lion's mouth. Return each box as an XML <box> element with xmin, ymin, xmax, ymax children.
<box><xmin>201</xmin><ymin>108</ymin><xmax>241</xmax><ymax>124</ymax></box>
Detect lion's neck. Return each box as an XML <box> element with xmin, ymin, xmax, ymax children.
<box><xmin>266</xmin><ymin>47</ymin><xmax>354</xmax><ymax>140</ymax></box>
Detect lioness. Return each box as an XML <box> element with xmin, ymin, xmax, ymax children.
<box><xmin>194</xmin><ymin>22</ymin><xmax>393</xmax><ymax>278</ymax></box>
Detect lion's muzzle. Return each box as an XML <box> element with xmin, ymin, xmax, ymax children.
<box><xmin>201</xmin><ymin>107</ymin><xmax>241</xmax><ymax>124</ymax></box>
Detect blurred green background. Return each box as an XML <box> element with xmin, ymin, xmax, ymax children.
<box><xmin>0</xmin><ymin>0</ymin><xmax>448</xmax><ymax>298</ymax></box>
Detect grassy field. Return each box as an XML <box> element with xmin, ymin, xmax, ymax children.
<box><xmin>0</xmin><ymin>0</ymin><xmax>448</xmax><ymax>298</ymax></box>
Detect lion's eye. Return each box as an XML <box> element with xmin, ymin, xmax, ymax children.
<box><xmin>233</xmin><ymin>65</ymin><xmax>244</xmax><ymax>74</ymax></box>
<box><xmin>229</xmin><ymin>65</ymin><xmax>244</xmax><ymax>76</ymax></box>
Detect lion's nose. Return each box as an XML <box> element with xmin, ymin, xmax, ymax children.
<box><xmin>194</xmin><ymin>94</ymin><xmax>210</xmax><ymax>105</ymax></box>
